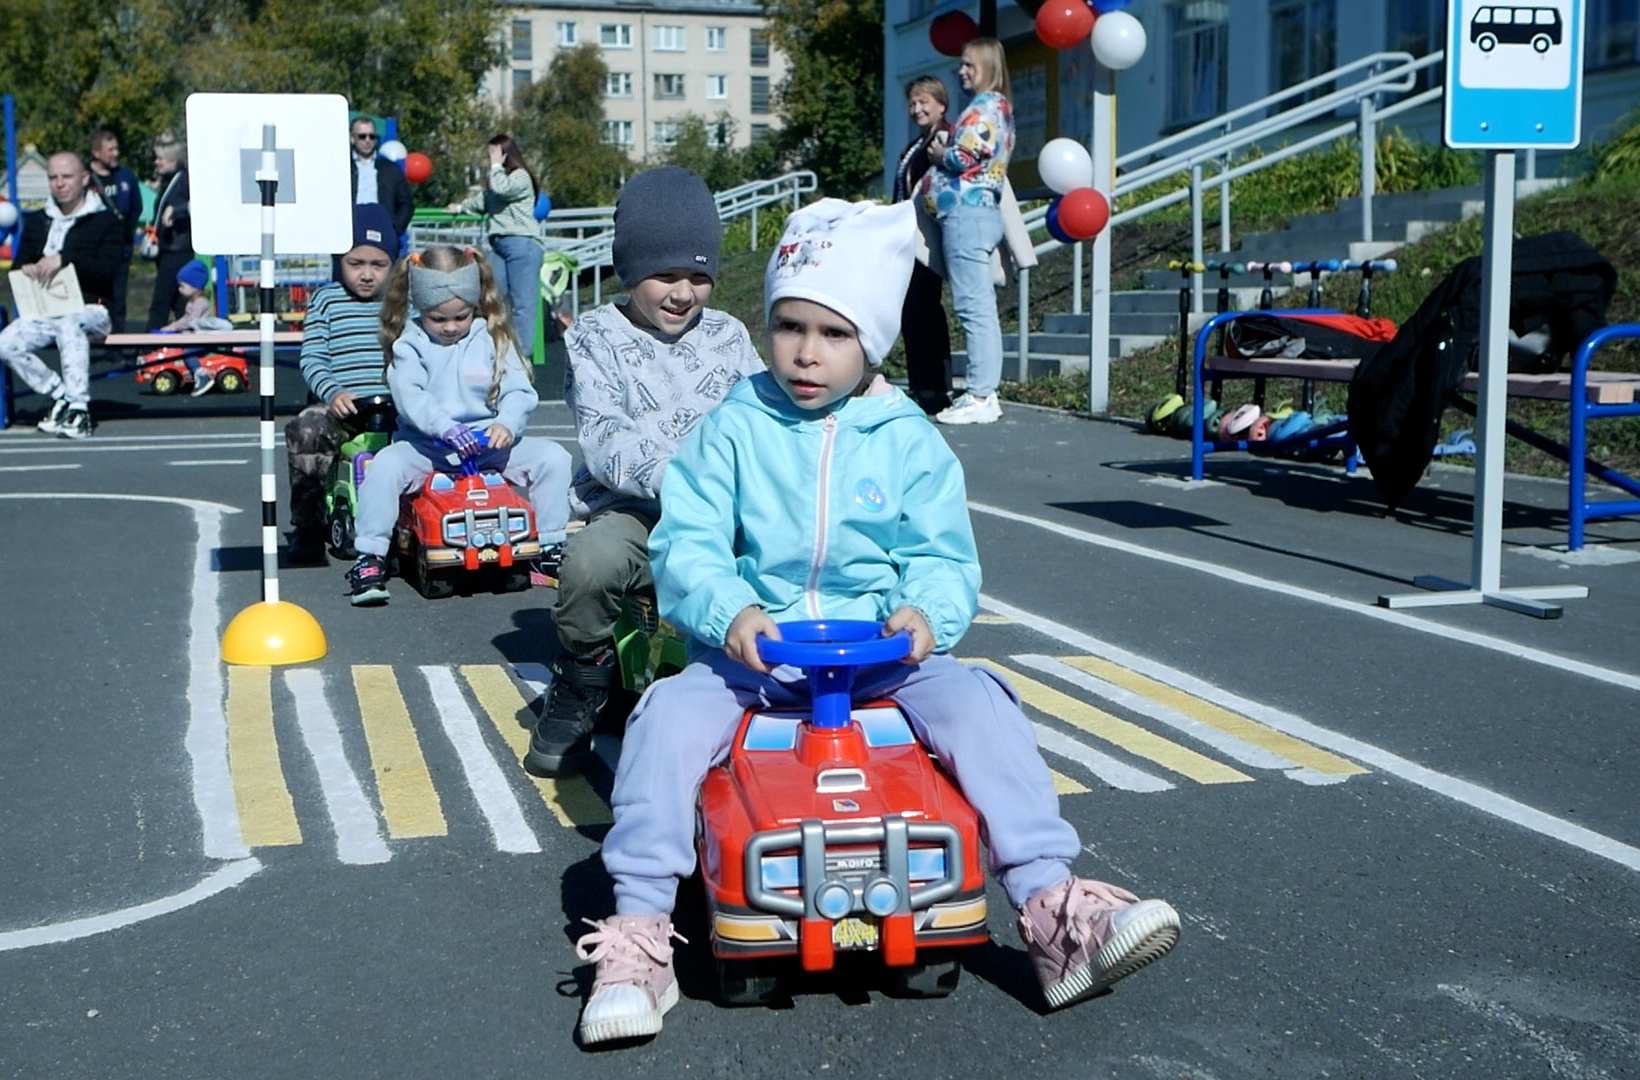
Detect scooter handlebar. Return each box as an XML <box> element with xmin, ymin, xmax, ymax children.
<box><xmin>1245</xmin><ymin>260</ymin><xmax>1292</xmax><ymax>274</ymax></box>
<box><xmin>1166</xmin><ymin>259</ymin><xmax>1207</xmax><ymax>273</ymax></box>
<box><xmin>1341</xmin><ymin>258</ymin><xmax>1399</xmax><ymax>273</ymax></box>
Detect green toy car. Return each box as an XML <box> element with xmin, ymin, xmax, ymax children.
<box><xmin>325</xmin><ymin>394</ymin><xmax>397</xmax><ymax>558</ymax></box>
<box><xmin>612</xmin><ymin>590</ymin><xmax>689</xmax><ymax>694</ymax></box>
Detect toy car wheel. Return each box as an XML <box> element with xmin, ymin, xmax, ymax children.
<box><xmin>217</xmin><ymin>369</ymin><xmax>246</xmax><ymax>393</ymax></box>
<box><xmin>151</xmin><ymin>370</ymin><xmax>182</xmax><ymax>396</ymax></box>
<box><xmin>886</xmin><ymin>948</ymin><xmax>963</xmax><ymax>999</ymax></box>
<box><xmin>501</xmin><ymin>568</ymin><xmax>530</xmax><ymax>593</ymax></box>
<box><xmin>713</xmin><ymin>958</ymin><xmax>787</xmax><ymax>1007</ymax></box>
<box><xmin>421</xmin><ymin>573</ymin><xmax>455</xmax><ymax>600</ymax></box>
<box><xmin>328</xmin><ymin>508</ymin><xmax>356</xmax><ymax>559</ymax></box>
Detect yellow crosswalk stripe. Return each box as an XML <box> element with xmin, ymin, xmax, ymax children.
<box><xmin>352</xmin><ymin>666</ymin><xmax>448</xmax><ymax>838</ymax></box>
<box><xmin>458</xmin><ymin>665</ymin><xmax>613</xmax><ymax>828</ymax></box>
<box><xmin>225</xmin><ymin>666</ymin><xmax>303</xmax><ymax>847</ymax></box>
<box><xmin>1059</xmin><ymin>656</ymin><xmax>1368</xmax><ymax>777</ymax></box>
<box><xmin>1049</xmin><ymin>768</ymin><xmax>1091</xmax><ymax>795</ymax></box>
<box><xmin>982</xmin><ymin>661</ymin><xmax>1253</xmax><ymax>785</ymax></box>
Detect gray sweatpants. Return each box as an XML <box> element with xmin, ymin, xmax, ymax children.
<box><xmin>353</xmin><ymin>437</ymin><xmax>573</xmax><ymax>557</ymax></box>
<box><xmin>604</xmin><ymin>649</ymin><xmax>1080</xmax><ymax>915</ymax></box>
<box><xmin>0</xmin><ymin>307</ymin><xmax>113</xmax><ymax>408</ymax></box>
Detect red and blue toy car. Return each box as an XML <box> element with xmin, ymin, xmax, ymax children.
<box><xmin>696</xmin><ymin>621</ymin><xmax>991</xmax><ymax>1003</ymax></box>
<box><xmin>135</xmin><ymin>348</ymin><xmax>249</xmax><ymax>395</ymax></box>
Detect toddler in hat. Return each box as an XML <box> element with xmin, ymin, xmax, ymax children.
<box><xmin>571</xmin><ymin>198</ymin><xmax>1180</xmax><ymax>1046</ymax></box>
<box><xmin>525</xmin><ymin>167</ymin><xmax>764</xmax><ymax>777</ymax></box>
<box><xmin>157</xmin><ymin>259</ymin><xmax>233</xmax><ymax>395</ymax></box>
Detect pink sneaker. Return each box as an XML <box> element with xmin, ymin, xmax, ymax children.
<box><xmin>1017</xmin><ymin>877</ymin><xmax>1180</xmax><ymax>1010</ymax></box>
<box><xmin>575</xmin><ymin>915</ymin><xmax>686</xmax><ymax>1045</ymax></box>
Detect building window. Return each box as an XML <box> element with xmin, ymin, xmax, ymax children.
<box><xmin>654</xmin><ymin>73</ymin><xmax>686</xmax><ymax>99</ymax></box>
<box><xmin>706</xmin><ymin>26</ymin><xmax>727</xmax><ymax>50</ymax></box>
<box><xmin>512</xmin><ymin>68</ymin><xmax>532</xmax><ymax>96</ymax></box>
<box><xmin>600</xmin><ymin>23</ymin><xmax>632</xmax><ymax>48</ymax></box>
<box><xmin>706</xmin><ymin>74</ymin><xmax>728</xmax><ymax>99</ymax></box>
<box><xmin>750</xmin><ymin>28</ymin><xmax>770</xmax><ymax>67</ymax></box>
<box><xmin>750</xmin><ymin>123</ymin><xmax>771</xmax><ymax>145</ymax></box>
<box><xmin>1385</xmin><ymin>0</ymin><xmax>1445</xmax><ymax>89</ymax></box>
<box><xmin>512</xmin><ymin>19</ymin><xmax>532</xmax><ymax>62</ymax></box>
<box><xmin>1167</xmin><ymin>1</ymin><xmax>1229</xmax><ymax>127</ymax></box>
<box><xmin>1589</xmin><ymin>0</ymin><xmax>1639</xmax><ymax>70</ymax></box>
<box><xmin>652</xmin><ymin>24</ymin><xmax>686</xmax><ymax>51</ymax></box>
<box><xmin>605</xmin><ymin>71</ymin><xmax>633</xmax><ymax>97</ymax></box>
<box><xmin>708</xmin><ymin>119</ymin><xmax>733</xmax><ymax>148</ymax></box>
<box><xmin>603</xmin><ymin>120</ymin><xmax>634</xmax><ymax>146</ymax></box>
<box><xmin>750</xmin><ymin>75</ymin><xmax>771</xmax><ymax>114</ymax></box>
<box><xmin>556</xmin><ymin>21</ymin><xmax>577</xmax><ymax>47</ymax></box>
<box><xmin>1270</xmin><ymin>1</ymin><xmax>1336</xmax><ymax>97</ymax></box>
<box><xmin>653</xmin><ymin>120</ymin><xmax>683</xmax><ymax>148</ymax></box>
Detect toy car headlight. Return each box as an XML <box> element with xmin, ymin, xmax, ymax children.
<box><xmin>509</xmin><ymin>515</ymin><xmax>529</xmax><ymax>535</ymax></box>
<box><xmin>863</xmin><ymin>878</ymin><xmax>900</xmax><ymax>917</ymax></box>
<box><xmin>444</xmin><ymin>520</ymin><xmax>467</xmax><ymax>544</ymax></box>
<box><xmin>490</xmin><ymin>529</ymin><xmax>507</xmax><ymax>547</ymax></box>
<box><xmin>814</xmin><ymin>880</ymin><xmax>853</xmax><ymax>921</ymax></box>
<box><xmin>759</xmin><ymin>855</ymin><xmax>800</xmax><ymax>890</ymax></box>
<box><xmin>907</xmin><ymin>848</ymin><xmax>946</xmax><ymax>883</ymax></box>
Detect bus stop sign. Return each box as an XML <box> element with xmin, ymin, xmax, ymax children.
<box><xmin>1444</xmin><ymin>0</ymin><xmax>1586</xmax><ymax>149</ymax></box>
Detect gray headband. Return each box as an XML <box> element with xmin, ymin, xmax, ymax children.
<box><xmin>409</xmin><ymin>260</ymin><xmax>482</xmax><ymax>311</ymax></box>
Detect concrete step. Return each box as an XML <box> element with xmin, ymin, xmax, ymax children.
<box><xmin>1141</xmin><ymin>269</ymin><xmax>1297</xmax><ymax>291</ymax></box>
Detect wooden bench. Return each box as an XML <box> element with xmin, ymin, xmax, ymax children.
<box><xmin>1188</xmin><ymin>310</ymin><xmax>1640</xmax><ymax>550</ymax></box>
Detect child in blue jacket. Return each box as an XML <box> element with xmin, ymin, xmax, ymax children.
<box><xmin>573</xmin><ymin>199</ymin><xmax>1179</xmax><ymax>1045</ymax></box>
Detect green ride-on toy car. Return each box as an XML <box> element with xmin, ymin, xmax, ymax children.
<box><xmin>324</xmin><ymin>394</ymin><xmax>396</xmax><ymax>558</ymax></box>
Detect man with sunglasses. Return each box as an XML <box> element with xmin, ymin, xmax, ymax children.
<box><xmin>347</xmin><ymin>116</ymin><xmax>414</xmax><ymax>243</ymax></box>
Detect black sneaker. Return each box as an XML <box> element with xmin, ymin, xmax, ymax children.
<box><xmin>57</xmin><ymin>408</ymin><xmax>92</xmax><ymax>440</ymax></box>
<box><xmin>524</xmin><ymin>648</ymin><xmax>617</xmax><ymax>777</ymax></box>
<box><xmin>529</xmin><ymin>542</ymin><xmax>565</xmax><ymax>588</ymax></box>
<box><xmin>287</xmin><ymin>528</ymin><xmax>328</xmax><ymax>565</ymax></box>
<box><xmin>347</xmin><ymin>554</ymin><xmax>390</xmax><ymax>606</ymax></box>
<box><xmin>36</xmin><ymin>398</ymin><xmax>70</xmax><ymax>435</ymax></box>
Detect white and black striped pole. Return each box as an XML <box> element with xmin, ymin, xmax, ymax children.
<box><xmin>221</xmin><ymin>120</ymin><xmax>327</xmax><ymax>665</ymax></box>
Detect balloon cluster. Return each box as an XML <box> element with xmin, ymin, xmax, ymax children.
<box><xmin>377</xmin><ymin>137</ymin><xmax>434</xmax><ymax>184</ymax></box>
<box><xmin>1033</xmin><ymin>0</ymin><xmax>1146</xmax><ymax>70</ymax></box>
<box><xmin>1037</xmin><ymin>139</ymin><xmax>1109</xmax><ymax>242</ymax></box>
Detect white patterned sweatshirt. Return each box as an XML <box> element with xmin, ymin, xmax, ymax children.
<box><xmin>564</xmin><ymin>302</ymin><xmax>765</xmax><ymax>518</ymax></box>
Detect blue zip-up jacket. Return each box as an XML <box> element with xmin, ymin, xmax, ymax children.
<box><xmin>651</xmin><ymin>372</ymin><xmax>980</xmax><ymax>654</ymax></box>
<box><xmin>388</xmin><ymin>318</ymin><xmax>537</xmax><ymax>458</ymax></box>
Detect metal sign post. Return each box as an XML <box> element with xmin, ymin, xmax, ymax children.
<box><xmin>1086</xmin><ymin>65</ymin><xmax>1114</xmax><ymax>414</ymax></box>
<box><xmin>1381</xmin><ymin>0</ymin><xmax>1587</xmax><ymax>618</ymax></box>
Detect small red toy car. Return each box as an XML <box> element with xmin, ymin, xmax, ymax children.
<box><xmin>135</xmin><ymin>347</ymin><xmax>250</xmax><ymax>395</ymax></box>
<box><xmin>390</xmin><ymin>447</ymin><xmax>543</xmax><ymax>598</ymax></box>
<box><xmin>697</xmin><ymin>621</ymin><xmax>991</xmax><ymax>1004</ymax></box>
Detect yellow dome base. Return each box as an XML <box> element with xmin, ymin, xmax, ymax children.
<box><xmin>221</xmin><ymin>600</ymin><xmax>328</xmax><ymax>666</ymax></box>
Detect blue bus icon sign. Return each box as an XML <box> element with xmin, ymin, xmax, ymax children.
<box><xmin>1445</xmin><ymin>0</ymin><xmax>1585</xmax><ymax>149</ymax></box>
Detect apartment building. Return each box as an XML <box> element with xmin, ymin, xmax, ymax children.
<box><xmin>884</xmin><ymin>0</ymin><xmax>1640</xmax><ymax>193</ymax></box>
<box><xmin>485</xmin><ymin>0</ymin><xmax>789</xmax><ymax>161</ymax></box>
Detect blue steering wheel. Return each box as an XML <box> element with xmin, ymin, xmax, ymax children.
<box><xmin>755</xmin><ymin>620</ymin><xmax>911</xmax><ymax>730</ymax></box>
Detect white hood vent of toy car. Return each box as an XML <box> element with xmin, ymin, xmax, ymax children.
<box><xmin>815</xmin><ymin>768</ymin><xmax>867</xmax><ymax>793</ymax></box>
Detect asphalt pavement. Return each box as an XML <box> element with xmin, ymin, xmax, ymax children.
<box><xmin>2</xmin><ymin>385</ymin><xmax>1638</xmax><ymax>1080</ymax></box>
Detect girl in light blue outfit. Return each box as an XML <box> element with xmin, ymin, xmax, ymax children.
<box><xmin>920</xmin><ymin>37</ymin><xmax>1015</xmax><ymax>426</ymax></box>
<box><xmin>345</xmin><ymin>245</ymin><xmax>571</xmax><ymax>606</ymax></box>
<box><xmin>572</xmin><ymin>199</ymin><xmax>1178</xmax><ymax>1047</ymax></box>
<box><xmin>449</xmin><ymin>135</ymin><xmax>544</xmax><ymax>358</ymax></box>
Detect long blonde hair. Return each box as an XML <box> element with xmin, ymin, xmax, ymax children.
<box><xmin>379</xmin><ymin>244</ymin><xmax>530</xmax><ymax>409</ymax></box>
<box><xmin>962</xmin><ymin>38</ymin><xmax>1011</xmax><ymax>101</ymax></box>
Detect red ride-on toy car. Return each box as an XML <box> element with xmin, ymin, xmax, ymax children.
<box><xmin>135</xmin><ymin>348</ymin><xmax>250</xmax><ymax>396</ymax></box>
<box><xmin>389</xmin><ymin>437</ymin><xmax>544</xmax><ymax>598</ymax></box>
<box><xmin>697</xmin><ymin>621</ymin><xmax>991</xmax><ymax>1005</ymax></box>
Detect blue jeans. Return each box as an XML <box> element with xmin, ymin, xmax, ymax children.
<box><xmin>933</xmin><ymin>203</ymin><xmax>1005</xmax><ymax>398</ymax></box>
<box><xmin>488</xmin><ymin>234</ymin><xmax>544</xmax><ymax>362</ymax></box>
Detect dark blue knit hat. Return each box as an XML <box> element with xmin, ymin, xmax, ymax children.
<box><xmin>176</xmin><ymin>260</ymin><xmax>209</xmax><ymax>291</ymax></box>
<box><xmin>612</xmin><ymin>167</ymin><xmax>721</xmax><ymax>289</ymax></box>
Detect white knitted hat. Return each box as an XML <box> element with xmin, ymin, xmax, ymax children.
<box><xmin>765</xmin><ymin>198</ymin><xmax>916</xmax><ymax>366</ymax></box>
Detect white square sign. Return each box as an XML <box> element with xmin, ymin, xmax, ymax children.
<box><xmin>1444</xmin><ymin>0</ymin><xmax>1586</xmax><ymax>149</ymax></box>
<box><xmin>185</xmin><ymin>93</ymin><xmax>353</xmax><ymax>255</ymax></box>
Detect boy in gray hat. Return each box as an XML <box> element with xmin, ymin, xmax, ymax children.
<box><xmin>525</xmin><ymin>167</ymin><xmax>765</xmax><ymax>777</ymax></box>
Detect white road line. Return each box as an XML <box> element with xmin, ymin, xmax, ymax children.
<box><xmin>419</xmin><ymin>666</ymin><xmax>540</xmax><ymax>854</ymax></box>
<box><xmin>1031</xmin><ymin>722</ymin><xmax>1174</xmax><ymax>793</ymax></box>
<box><xmin>0</xmin><ymin>440</ymin><xmax>260</xmax><ymax>456</ymax></box>
<box><xmin>12</xmin><ymin>431</ymin><xmax>259</xmax><ymax>443</ymax></box>
<box><xmin>0</xmin><ymin>859</ymin><xmax>263</xmax><ymax>952</ymax></box>
<box><xmin>0</xmin><ymin>462</ymin><xmax>81</xmax><ymax>472</ymax></box>
<box><xmin>284</xmin><ymin>669</ymin><xmax>392</xmax><ymax>866</ymax></box>
<box><xmin>1013</xmin><ymin>653</ymin><xmax>1305</xmax><ymax>776</ymax></box>
<box><xmin>1436</xmin><ymin>984</ymin><xmax>1612</xmax><ymax>1080</ymax></box>
<box><xmin>969</xmin><ymin>501</ymin><xmax>1640</xmax><ymax>694</ymax></box>
<box><xmin>983</xmin><ymin>594</ymin><xmax>1640</xmax><ymax>874</ymax></box>
<box><xmin>169</xmin><ymin>459</ymin><xmax>249</xmax><ymax>467</ymax></box>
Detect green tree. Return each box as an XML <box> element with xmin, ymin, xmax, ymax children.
<box><xmin>761</xmin><ymin>0</ymin><xmax>884</xmax><ymax>197</ymax></box>
<box><xmin>660</xmin><ymin>112</ymin><xmax>760</xmax><ymax>192</ymax></box>
<box><xmin>510</xmin><ymin>44</ymin><xmax>631</xmax><ymax>208</ymax></box>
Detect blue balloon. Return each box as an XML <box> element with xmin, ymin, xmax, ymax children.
<box><xmin>1091</xmin><ymin>0</ymin><xmax>1132</xmax><ymax>11</ymax></box>
<box><xmin>533</xmin><ymin>191</ymin><xmax>553</xmax><ymax>221</ymax></box>
<box><xmin>1046</xmin><ymin>198</ymin><xmax>1077</xmax><ymax>245</ymax></box>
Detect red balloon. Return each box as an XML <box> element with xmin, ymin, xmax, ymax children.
<box><xmin>403</xmin><ymin>151</ymin><xmax>433</xmax><ymax>185</ymax></box>
<box><xmin>1056</xmin><ymin>188</ymin><xmax>1110</xmax><ymax>240</ymax></box>
<box><xmin>1035</xmin><ymin>0</ymin><xmax>1094</xmax><ymax>50</ymax></box>
<box><xmin>929</xmin><ymin>11</ymin><xmax>980</xmax><ymax>57</ymax></box>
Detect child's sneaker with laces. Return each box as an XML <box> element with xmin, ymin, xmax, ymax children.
<box><xmin>575</xmin><ymin>915</ymin><xmax>685</xmax><ymax>1045</ymax></box>
<box><xmin>190</xmin><ymin>370</ymin><xmax>216</xmax><ymax>396</ymax></box>
<box><xmin>935</xmin><ymin>392</ymin><xmax>1001</xmax><ymax>425</ymax></box>
<box><xmin>1017</xmin><ymin>877</ymin><xmax>1179</xmax><ymax>1010</ymax></box>
<box><xmin>346</xmin><ymin>554</ymin><xmax>390</xmax><ymax>606</ymax></box>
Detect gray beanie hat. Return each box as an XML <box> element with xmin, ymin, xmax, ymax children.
<box><xmin>612</xmin><ymin>167</ymin><xmax>722</xmax><ymax>289</ymax></box>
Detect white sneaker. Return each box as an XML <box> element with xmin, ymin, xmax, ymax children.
<box><xmin>36</xmin><ymin>397</ymin><xmax>71</xmax><ymax>435</ymax></box>
<box><xmin>935</xmin><ymin>392</ymin><xmax>1002</xmax><ymax>425</ymax></box>
<box><xmin>190</xmin><ymin>370</ymin><xmax>216</xmax><ymax>396</ymax></box>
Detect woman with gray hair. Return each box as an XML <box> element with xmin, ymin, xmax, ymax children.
<box><xmin>895</xmin><ymin>75</ymin><xmax>956</xmax><ymax>415</ymax></box>
<box><xmin>146</xmin><ymin>139</ymin><xmax>195</xmax><ymax>330</ymax></box>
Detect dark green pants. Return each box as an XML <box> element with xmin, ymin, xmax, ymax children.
<box><xmin>552</xmin><ymin>508</ymin><xmax>656</xmax><ymax>655</ymax></box>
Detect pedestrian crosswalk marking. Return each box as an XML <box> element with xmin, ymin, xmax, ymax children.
<box><xmin>224</xmin><ymin>666</ymin><xmax>302</xmax><ymax>847</ymax></box>
<box><xmin>1033</xmin><ymin>723</ymin><xmax>1173</xmax><ymax>793</ymax></box>
<box><xmin>351</xmin><ymin>666</ymin><xmax>447</xmax><ymax>839</ymax></box>
<box><xmin>1048</xmin><ymin>768</ymin><xmax>1091</xmax><ymax>795</ymax></box>
<box><xmin>284</xmin><ymin>669</ymin><xmax>391</xmax><ymax>865</ymax></box>
<box><xmin>418</xmin><ymin>666</ymin><xmax>541</xmax><ymax>855</ymax></box>
<box><xmin>982</xmin><ymin>661</ymin><xmax>1254</xmax><ymax>786</ymax></box>
<box><xmin>1055</xmin><ymin>655</ymin><xmax>1368</xmax><ymax>779</ymax></box>
<box><xmin>459</xmin><ymin>665</ymin><xmax>614</xmax><ymax>829</ymax></box>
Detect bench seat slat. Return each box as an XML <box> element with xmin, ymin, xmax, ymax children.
<box><xmin>1203</xmin><ymin>355</ymin><xmax>1640</xmax><ymax>404</ymax></box>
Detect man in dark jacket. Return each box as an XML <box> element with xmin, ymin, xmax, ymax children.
<box><xmin>0</xmin><ymin>152</ymin><xmax>125</xmax><ymax>439</ymax></box>
<box><xmin>88</xmin><ymin>129</ymin><xmax>140</xmax><ymax>332</ymax></box>
<box><xmin>348</xmin><ymin>116</ymin><xmax>414</xmax><ymax>242</ymax></box>
<box><xmin>145</xmin><ymin>139</ymin><xmax>195</xmax><ymax>330</ymax></box>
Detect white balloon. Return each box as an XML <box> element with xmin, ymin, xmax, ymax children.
<box><xmin>1037</xmin><ymin>138</ymin><xmax>1094</xmax><ymax>196</ymax></box>
<box><xmin>1091</xmin><ymin>10</ymin><xmax>1147</xmax><ymax>71</ymax></box>
<box><xmin>378</xmin><ymin>139</ymin><xmax>408</xmax><ymax>163</ymax></box>
<box><xmin>0</xmin><ymin>201</ymin><xmax>16</xmax><ymax>229</ymax></box>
